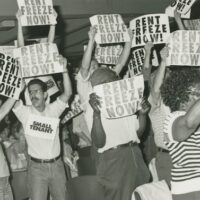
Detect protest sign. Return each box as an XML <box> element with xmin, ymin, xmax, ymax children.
<box><xmin>128</xmin><ymin>48</ymin><xmax>159</xmax><ymax>76</ymax></box>
<box><xmin>0</xmin><ymin>46</ymin><xmax>17</xmax><ymax>58</ymax></box>
<box><xmin>90</xmin><ymin>14</ymin><xmax>130</xmax><ymax>44</ymax></box>
<box><xmin>17</xmin><ymin>0</ymin><xmax>56</xmax><ymax>26</ymax></box>
<box><xmin>24</xmin><ymin>75</ymin><xmax>59</xmax><ymax>105</ymax></box>
<box><xmin>14</xmin><ymin>43</ymin><xmax>65</xmax><ymax>77</ymax></box>
<box><xmin>0</xmin><ymin>53</ymin><xmax>22</xmax><ymax>99</ymax></box>
<box><xmin>95</xmin><ymin>44</ymin><xmax>123</xmax><ymax>65</ymax></box>
<box><xmin>25</xmin><ymin>114</ymin><xmax>59</xmax><ymax>139</ymax></box>
<box><xmin>166</xmin><ymin>30</ymin><xmax>200</xmax><ymax>66</ymax></box>
<box><xmin>130</xmin><ymin>14</ymin><xmax>170</xmax><ymax>47</ymax></box>
<box><xmin>61</xmin><ymin>95</ymin><xmax>83</xmax><ymax>124</ymax></box>
<box><xmin>183</xmin><ymin>19</ymin><xmax>200</xmax><ymax>30</ymax></box>
<box><xmin>170</xmin><ymin>0</ymin><xmax>196</xmax><ymax>14</ymax></box>
<box><xmin>93</xmin><ymin>76</ymin><xmax>144</xmax><ymax>119</ymax></box>
<box><xmin>165</xmin><ymin>5</ymin><xmax>191</xmax><ymax>18</ymax></box>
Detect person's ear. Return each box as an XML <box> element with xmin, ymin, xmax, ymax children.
<box><xmin>44</xmin><ymin>91</ymin><xmax>48</xmax><ymax>101</ymax></box>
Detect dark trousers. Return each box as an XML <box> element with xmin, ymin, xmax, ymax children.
<box><xmin>97</xmin><ymin>144</ymin><xmax>151</xmax><ymax>200</ymax></box>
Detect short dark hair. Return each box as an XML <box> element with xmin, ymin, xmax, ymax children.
<box><xmin>161</xmin><ymin>68</ymin><xmax>200</xmax><ymax>112</ymax></box>
<box><xmin>28</xmin><ymin>79</ymin><xmax>47</xmax><ymax>92</ymax></box>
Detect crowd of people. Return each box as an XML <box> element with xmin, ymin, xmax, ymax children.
<box><xmin>0</xmin><ymin>2</ymin><xmax>200</xmax><ymax>200</ymax></box>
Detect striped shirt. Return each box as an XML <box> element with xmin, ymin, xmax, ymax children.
<box><xmin>164</xmin><ymin>111</ymin><xmax>200</xmax><ymax>195</ymax></box>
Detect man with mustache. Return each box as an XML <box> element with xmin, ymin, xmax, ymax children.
<box><xmin>12</xmin><ymin>56</ymin><xmax>72</xmax><ymax>200</ymax></box>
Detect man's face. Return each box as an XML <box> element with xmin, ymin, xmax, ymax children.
<box><xmin>28</xmin><ymin>84</ymin><xmax>46</xmax><ymax>109</ymax></box>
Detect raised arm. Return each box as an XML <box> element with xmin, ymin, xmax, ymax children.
<box><xmin>0</xmin><ymin>99</ymin><xmax>16</xmax><ymax>121</ymax></box>
<box><xmin>150</xmin><ymin>46</ymin><xmax>168</xmax><ymax>105</ymax></box>
<box><xmin>114</xmin><ymin>29</ymin><xmax>133</xmax><ymax>75</ymax></box>
<box><xmin>173</xmin><ymin>99</ymin><xmax>200</xmax><ymax>141</ymax></box>
<box><xmin>58</xmin><ymin>55</ymin><xmax>72</xmax><ymax>103</ymax></box>
<box><xmin>80</xmin><ymin>26</ymin><xmax>97</xmax><ymax>79</ymax></box>
<box><xmin>16</xmin><ymin>10</ymin><xmax>25</xmax><ymax>47</ymax></box>
<box><xmin>89</xmin><ymin>93</ymin><xmax>106</xmax><ymax>148</ymax></box>
<box><xmin>174</xmin><ymin>9</ymin><xmax>186</xmax><ymax>30</ymax></box>
<box><xmin>48</xmin><ymin>9</ymin><xmax>58</xmax><ymax>43</ymax></box>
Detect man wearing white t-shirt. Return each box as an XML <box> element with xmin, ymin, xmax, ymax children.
<box><xmin>12</xmin><ymin>57</ymin><xmax>72</xmax><ymax>200</ymax></box>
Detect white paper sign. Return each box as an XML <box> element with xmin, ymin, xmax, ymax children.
<box><xmin>94</xmin><ymin>45</ymin><xmax>123</xmax><ymax>65</ymax></box>
<box><xmin>183</xmin><ymin>19</ymin><xmax>200</xmax><ymax>30</ymax></box>
<box><xmin>0</xmin><ymin>53</ymin><xmax>22</xmax><ymax>99</ymax></box>
<box><xmin>170</xmin><ymin>0</ymin><xmax>196</xmax><ymax>14</ymax></box>
<box><xmin>130</xmin><ymin>14</ymin><xmax>170</xmax><ymax>47</ymax></box>
<box><xmin>25</xmin><ymin>114</ymin><xmax>59</xmax><ymax>139</ymax></box>
<box><xmin>93</xmin><ymin>76</ymin><xmax>144</xmax><ymax>119</ymax></box>
<box><xmin>128</xmin><ymin>48</ymin><xmax>158</xmax><ymax>76</ymax></box>
<box><xmin>165</xmin><ymin>5</ymin><xmax>191</xmax><ymax>19</ymax></box>
<box><xmin>17</xmin><ymin>0</ymin><xmax>56</xmax><ymax>26</ymax></box>
<box><xmin>0</xmin><ymin>46</ymin><xmax>17</xmax><ymax>58</ymax></box>
<box><xmin>90</xmin><ymin>14</ymin><xmax>130</xmax><ymax>44</ymax></box>
<box><xmin>167</xmin><ymin>30</ymin><xmax>200</xmax><ymax>66</ymax></box>
<box><xmin>13</xmin><ymin>43</ymin><xmax>65</xmax><ymax>77</ymax></box>
<box><xmin>24</xmin><ymin>76</ymin><xmax>59</xmax><ymax>105</ymax></box>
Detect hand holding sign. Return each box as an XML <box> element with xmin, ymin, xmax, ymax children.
<box><xmin>144</xmin><ymin>42</ymin><xmax>154</xmax><ymax>53</ymax></box>
<box><xmin>58</xmin><ymin>55</ymin><xmax>68</xmax><ymax>73</ymax></box>
<box><xmin>138</xmin><ymin>99</ymin><xmax>151</xmax><ymax>115</ymax></box>
<box><xmin>88</xmin><ymin>26</ymin><xmax>97</xmax><ymax>42</ymax></box>
<box><xmin>160</xmin><ymin>46</ymin><xmax>169</xmax><ymax>62</ymax></box>
<box><xmin>89</xmin><ymin>93</ymin><xmax>102</xmax><ymax>114</ymax></box>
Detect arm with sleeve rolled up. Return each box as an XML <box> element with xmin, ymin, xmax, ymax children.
<box><xmin>172</xmin><ymin>99</ymin><xmax>200</xmax><ymax>141</ymax></box>
<box><xmin>80</xmin><ymin>26</ymin><xmax>97</xmax><ymax>79</ymax></box>
<box><xmin>89</xmin><ymin>93</ymin><xmax>106</xmax><ymax>148</ymax></box>
<box><xmin>47</xmin><ymin>9</ymin><xmax>58</xmax><ymax>43</ymax></box>
<box><xmin>58</xmin><ymin>56</ymin><xmax>72</xmax><ymax>103</ymax></box>
<box><xmin>174</xmin><ymin>9</ymin><xmax>186</xmax><ymax>30</ymax></box>
<box><xmin>114</xmin><ymin>29</ymin><xmax>133</xmax><ymax>75</ymax></box>
<box><xmin>150</xmin><ymin>46</ymin><xmax>168</xmax><ymax>105</ymax></box>
<box><xmin>16</xmin><ymin>10</ymin><xmax>25</xmax><ymax>47</ymax></box>
<box><xmin>136</xmin><ymin>99</ymin><xmax>151</xmax><ymax>138</ymax></box>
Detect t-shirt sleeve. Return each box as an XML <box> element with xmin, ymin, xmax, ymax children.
<box><xmin>163</xmin><ymin>111</ymin><xmax>186</xmax><ymax>143</ymax></box>
<box><xmin>12</xmin><ymin>100</ymin><xmax>30</xmax><ymax>125</ymax></box>
<box><xmin>48</xmin><ymin>97</ymin><xmax>69</xmax><ymax>118</ymax></box>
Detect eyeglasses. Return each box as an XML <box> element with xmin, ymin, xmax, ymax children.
<box><xmin>29</xmin><ymin>89</ymin><xmax>43</xmax><ymax>95</ymax></box>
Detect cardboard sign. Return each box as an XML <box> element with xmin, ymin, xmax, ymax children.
<box><xmin>90</xmin><ymin>14</ymin><xmax>130</xmax><ymax>44</ymax></box>
<box><xmin>13</xmin><ymin>43</ymin><xmax>65</xmax><ymax>77</ymax></box>
<box><xmin>24</xmin><ymin>76</ymin><xmax>59</xmax><ymax>105</ymax></box>
<box><xmin>93</xmin><ymin>76</ymin><xmax>144</xmax><ymax>119</ymax></box>
<box><xmin>61</xmin><ymin>95</ymin><xmax>83</xmax><ymax>124</ymax></box>
<box><xmin>183</xmin><ymin>19</ymin><xmax>200</xmax><ymax>30</ymax></box>
<box><xmin>17</xmin><ymin>0</ymin><xmax>56</xmax><ymax>26</ymax></box>
<box><xmin>94</xmin><ymin>44</ymin><xmax>123</xmax><ymax>65</ymax></box>
<box><xmin>165</xmin><ymin>5</ymin><xmax>191</xmax><ymax>19</ymax></box>
<box><xmin>0</xmin><ymin>46</ymin><xmax>17</xmax><ymax>58</ymax></box>
<box><xmin>170</xmin><ymin>0</ymin><xmax>196</xmax><ymax>14</ymax></box>
<box><xmin>167</xmin><ymin>30</ymin><xmax>200</xmax><ymax>66</ymax></box>
<box><xmin>25</xmin><ymin>114</ymin><xmax>59</xmax><ymax>139</ymax></box>
<box><xmin>128</xmin><ymin>48</ymin><xmax>159</xmax><ymax>77</ymax></box>
<box><xmin>130</xmin><ymin>14</ymin><xmax>170</xmax><ymax>47</ymax></box>
<box><xmin>0</xmin><ymin>53</ymin><xmax>22</xmax><ymax>99</ymax></box>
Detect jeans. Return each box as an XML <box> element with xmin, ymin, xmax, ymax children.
<box><xmin>0</xmin><ymin>177</ymin><xmax>13</xmax><ymax>200</ymax></box>
<box><xmin>28</xmin><ymin>158</ymin><xmax>67</xmax><ymax>200</ymax></box>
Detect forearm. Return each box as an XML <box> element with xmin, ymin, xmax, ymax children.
<box><xmin>91</xmin><ymin>113</ymin><xmax>106</xmax><ymax>148</ymax></box>
<box><xmin>143</xmin><ymin>52</ymin><xmax>152</xmax><ymax>81</ymax></box>
<box><xmin>137</xmin><ymin>113</ymin><xmax>147</xmax><ymax>138</ymax></box>
<box><xmin>114</xmin><ymin>41</ymin><xmax>131</xmax><ymax>75</ymax></box>
<box><xmin>175</xmin><ymin>18</ymin><xmax>185</xmax><ymax>30</ymax></box>
<box><xmin>17</xmin><ymin>21</ymin><xmax>24</xmax><ymax>47</ymax></box>
<box><xmin>48</xmin><ymin>25</ymin><xmax>56</xmax><ymax>43</ymax></box>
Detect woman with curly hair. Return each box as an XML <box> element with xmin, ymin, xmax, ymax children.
<box><xmin>161</xmin><ymin>67</ymin><xmax>200</xmax><ymax>200</ymax></box>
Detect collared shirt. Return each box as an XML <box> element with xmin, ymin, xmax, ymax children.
<box><xmin>76</xmin><ymin>72</ymin><xmax>140</xmax><ymax>153</ymax></box>
<box><xmin>13</xmin><ymin>98</ymin><xmax>68</xmax><ymax>160</ymax></box>
<box><xmin>0</xmin><ymin>144</ymin><xmax>9</xmax><ymax>177</ymax></box>
<box><xmin>164</xmin><ymin>111</ymin><xmax>200</xmax><ymax>195</ymax></box>
<box><xmin>148</xmin><ymin>94</ymin><xmax>170</xmax><ymax>149</ymax></box>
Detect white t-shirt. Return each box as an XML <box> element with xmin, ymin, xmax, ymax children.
<box><xmin>13</xmin><ymin>98</ymin><xmax>68</xmax><ymax>159</ymax></box>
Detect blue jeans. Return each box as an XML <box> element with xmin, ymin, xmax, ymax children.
<box><xmin>28</xmin><ymin>158</ymin><xmax>67</xmax><ymax>200</ymax></box>
<box><xmin>0</xmin><ymin>177</ymin><xmax>13</xmax><ymax>200</ymax></box>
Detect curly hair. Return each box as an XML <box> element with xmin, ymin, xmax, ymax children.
<box><xmin>161</xmin><ymin>67</ymin><xmax>200</xmax><ymax>112</ymax></box>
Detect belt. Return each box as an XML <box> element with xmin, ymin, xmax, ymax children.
<box><xmin>30</xmin><ymin>155</ymin><xmax>60</xmax><ymax>163</ymax></box>
<box><xmin>106</xmin><ymin>141</ymin><xmax>137</xmax><ymax>152</ymax></box>
<box><xmin>158</xmin><ymin>148</ymin><xmax>169</xmax><ymax>153</ymax></box>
